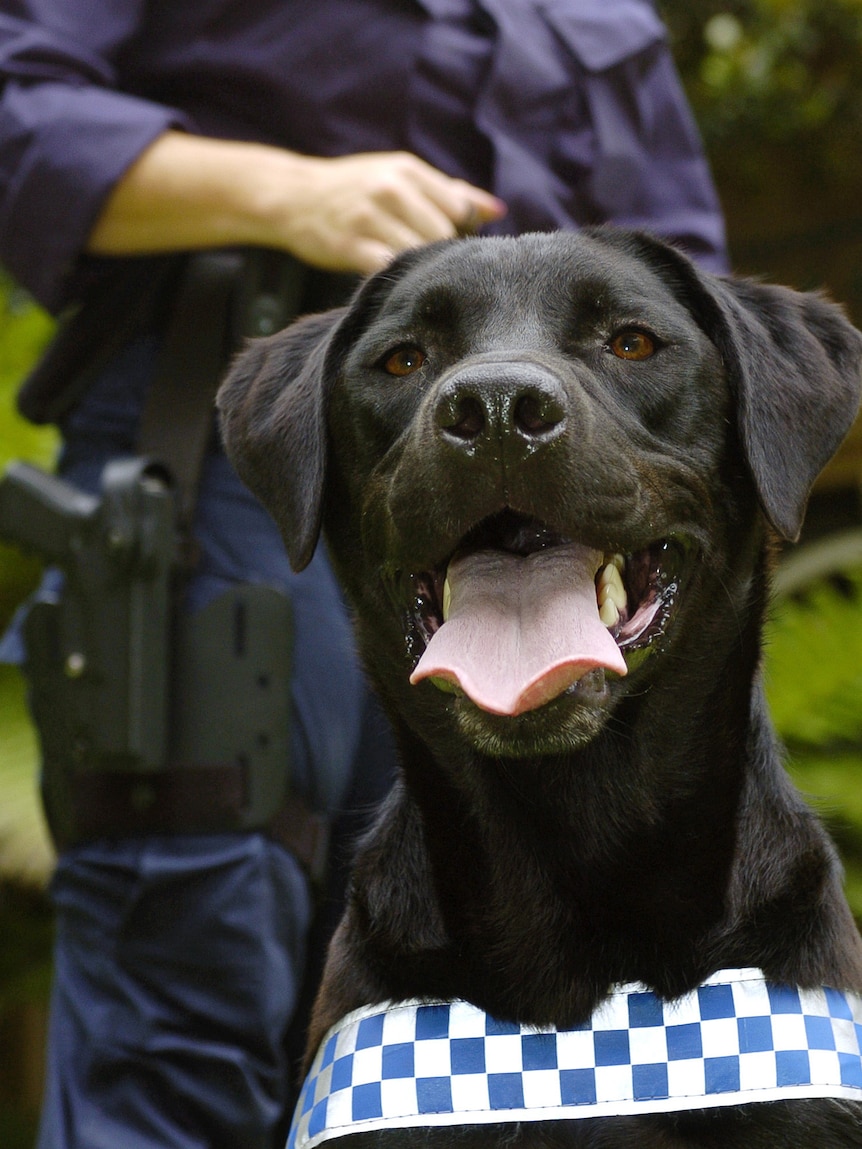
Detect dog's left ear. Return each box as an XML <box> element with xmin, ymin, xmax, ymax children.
<box><xmin>593</xmin><ymin>228</ymin><xmax>862</xmax><ymax>540</ymax></box>
<box><xmin>217</xmin><ymin>308</ymin><xmax>347</xmax><ymax>570</ymax></box>
<box><xmin>705</xmin><ymin>275</ymin><xmax>862</xmax><ymax>540</ymax></box>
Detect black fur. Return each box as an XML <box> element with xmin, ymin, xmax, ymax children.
<box><xmin>218</xmin><ymin>230</ymin><xmax>862</xmax><ymax>1146</ymax></box>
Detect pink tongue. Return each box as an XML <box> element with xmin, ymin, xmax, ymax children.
<box><xmin>410</xmin><ymin>544</ymin><xmax>627</xmax><ymax>716</ymax></box>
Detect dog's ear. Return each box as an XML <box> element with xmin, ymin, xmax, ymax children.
<box><xmin>702</xmin><ymin>275</ymin><xmax>862</xmax><ymax>540</ymax></box>
<box><xmin>217</xmin><ymin>308</ymin><xmax>347</xmax><ymax>570</ymax></box>
<box><xmin>604</xmin><ymin>230</ymin><xmax>862</xmax><ymax>541</ymax></box>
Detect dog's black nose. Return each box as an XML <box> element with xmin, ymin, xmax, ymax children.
<box><xmin>435</xmin><ymin>362</ymin><xmax>567</xmax><ymax>453</ymax></box>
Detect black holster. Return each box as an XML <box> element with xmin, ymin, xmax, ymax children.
<box><xmin>0</xmin><ymin>251</ymin><xmax>332</xmax><ymax>879</ymax></box>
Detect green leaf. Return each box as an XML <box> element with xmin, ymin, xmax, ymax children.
<box><xmin>765</xmin><ymin>569</ymin><xmax>862</xmax><ymax>746</ymax></box>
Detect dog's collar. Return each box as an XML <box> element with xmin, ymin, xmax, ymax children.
<box><xmin>288</xmin><ymin>968</ymin><xmax>862</xmax><ymax>1149</ymax></box>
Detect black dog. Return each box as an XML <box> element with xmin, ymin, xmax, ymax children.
<box><xmin>219</xmin><ymin>230</ymin><xmax>862</xmax><ymax>1147</ymax></box>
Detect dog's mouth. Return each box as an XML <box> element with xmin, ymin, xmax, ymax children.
<box><xmin>404</xmin><ymin>510</ymin><xmax>688</xmax><ymax>717</ymax></box>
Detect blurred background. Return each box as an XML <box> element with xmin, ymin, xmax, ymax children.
<box><xmin>663</xmin><ymin>0</ymin><xmax>862</xmax><ymax>927</ymax></box>
<box><xmin>2</xmin><ymin>0</ymin><xmax>862</xmax><ymax>1142</ymax></box>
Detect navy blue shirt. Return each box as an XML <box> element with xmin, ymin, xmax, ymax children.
<box><xmin>0</xmin><ymin>11</ymin><xmax>729</xmax><ymax>1144</ymax></box>
<box><xmin>0</xmin><ymin>0</ymin><xmax>727</xmax><ymax>314</ymax></box>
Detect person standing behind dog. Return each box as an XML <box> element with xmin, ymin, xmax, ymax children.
<box><xmin>0</xmin><ymin>2</ymin><xmax>728</xmax><ymax>1147</ymax></box>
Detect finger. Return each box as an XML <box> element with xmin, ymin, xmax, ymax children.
<box><xmin>370</xmin><ymin>180</ymin><xmax>464</xmax><ymax>246</ymax></box>
<box><xmin>404</xmin><ymin>163</ymin><xmax>506</xmax><ymax>231</ymax></box>
<box><xmin>452</xmin><ymin>183</ymin><xmax>507</xmax><ymax>233</ymax></box>
<box><xmin>368</xmin><ymin>153</ymin><xmax>505</xmax><ymax>238</ymax></box>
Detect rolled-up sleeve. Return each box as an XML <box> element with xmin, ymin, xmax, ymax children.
<box><xmin>0</xmin><ymin>14</ymin><xmax>190</xmax><ymax>310</ymax></box>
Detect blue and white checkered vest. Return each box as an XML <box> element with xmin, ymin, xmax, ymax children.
<box><xmin>289</xmin><ymin>968</ymin><xmax>862</xmax><ymax>1149</ymax></box>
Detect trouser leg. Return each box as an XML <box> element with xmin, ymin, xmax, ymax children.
<box><xmin>37</xmin><ymin>835</ymin><xmax>311</xmax><ymax>1149</ymax></box>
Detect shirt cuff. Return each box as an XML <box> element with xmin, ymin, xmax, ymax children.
<box><xmin>0</xmin><ymin>80</ymin><xmax>191</xmax><ymax>310</ymax></box>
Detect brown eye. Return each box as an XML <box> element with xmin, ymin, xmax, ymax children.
<box><xmin>609</xmin><ymin>329</ymin><xmax>657</xmax><ymax>361</ymax></box>
<box><xmin>383</xmin><ymin>346</ymin><xmax>426</xmax><ymax>377</ymax></box>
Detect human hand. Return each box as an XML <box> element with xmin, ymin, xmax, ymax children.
<box><xmin>259</xmin><ymin>150</ymin><xmax>506</xmax><ymax>273</ymax></box>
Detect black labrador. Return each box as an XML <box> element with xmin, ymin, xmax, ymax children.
<box><xmin>218</xmin><ymin>230</ymin><xmax>862</xmax><ymax>1147</ymax></box>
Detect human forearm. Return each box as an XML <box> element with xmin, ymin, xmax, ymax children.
<box><xmin>86</xmin><ymin>130</ymin><xmax>505</xmax><ymax>274</ymax></box>
<box><xmin>85</xmin><ymin>132</ymin><xmax>270</xmax><ymax>253</ymax></box>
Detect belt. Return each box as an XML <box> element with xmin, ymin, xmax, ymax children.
<box><xmin>68</xmin><ymin>767</ymin><xmax>329</xmax><ymax>883</ymax></box>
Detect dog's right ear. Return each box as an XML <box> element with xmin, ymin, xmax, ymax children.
<box><xmin>217</xmin><ymin>308</ymin><xmax>347</xmax><ymax>571</ymax></box>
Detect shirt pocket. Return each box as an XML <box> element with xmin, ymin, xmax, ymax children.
<box><xmin>539</xmin><ymin>0</ymin><xmax>666</xmax><ymax>73</ymax></box>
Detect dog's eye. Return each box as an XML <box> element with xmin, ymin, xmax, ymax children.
<box><xmin>382</xmin><ymin>345</ymin><xmax>426</xmax><ymax>377</ymax></box>
<box><xmin>608</xmin><ymin>329</ymin><xmax>657</xmax><ymax>361</ymax></box>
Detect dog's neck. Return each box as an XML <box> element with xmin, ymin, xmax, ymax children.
<box><xmin>337</xmin><ymin>679</ymin><xmax>739</xmax><ymax>1017</ymax></box>
<box><xmin>309</xmin><ymin>569</ymin><xmax>862</xmax><ymax>1066</ymax></box>
<box><xmin>396</xmin><ymin>699</ymin><xmax>750</xmax><ymax>1017</ymax></box>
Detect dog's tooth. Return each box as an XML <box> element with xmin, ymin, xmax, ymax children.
<box><xmin>599</xmin><ymin>595</ymin><xmax>620</xmax><ymax>628</ymax></box>
<box><xmin>601</xmin><ymin>552</ymin><xmax>625</xmax><ymax>573</ymax></box>
<box><xmin>442</xmin><ymin>576</ymin><xmax>451</xmax><ymax>621</ymax></box>
<box><xmin>597</xmin><ymin>562</ymin><xmax>627</xmax><ymax>612</ymax></box>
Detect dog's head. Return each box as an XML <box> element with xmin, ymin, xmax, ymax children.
<box><xmin>218</xmin><ymin>231</ymin><xmax>862</xmax><ymax>758</ymax></box>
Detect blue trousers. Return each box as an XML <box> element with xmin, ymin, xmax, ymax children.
<box><xmin>23</xmin><ymin>336</ymin><xmax>395</xmax><ymax>1148</ymax></box>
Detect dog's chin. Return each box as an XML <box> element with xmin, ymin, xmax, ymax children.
<box><xmin>450</xmin><ymin>668</ymin><xmax>612</xmax><ymax>758</ymax></box>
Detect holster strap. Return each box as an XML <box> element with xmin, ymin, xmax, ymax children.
<box><xmin>137</xmin><ymin>250</ymin><xmax>243</xmax><ymax>535</ymax></box>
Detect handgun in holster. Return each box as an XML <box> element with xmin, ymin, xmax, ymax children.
<box><xmin>0</xmin><ymin>250</ymin><xmax>328</xmax><ymax>880</ymax></box>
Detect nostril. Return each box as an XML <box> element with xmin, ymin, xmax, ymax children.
<box><xmin>438</xmin><ymin>394</ymin><xmax>486</xmax><ymax>441</ymax></box>
<box><xmin>514</xmin><ymin>390</ymin><xmax>566</xmax><ymax>437</ymax></box>
<box><xmin>435</xmin><ymin>365</ymin><xmax>568</xmax><ymax>450</ymax></box>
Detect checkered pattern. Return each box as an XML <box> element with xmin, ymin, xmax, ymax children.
<box><xmin>288</xmin><ymin>969</ymin><xmax>862</xmax><ymax>1149</ymax></box>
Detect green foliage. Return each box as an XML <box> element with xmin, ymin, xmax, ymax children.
<box><xmin>0</xmin><ymin>1107</ymin><xmax>39</xmax><ymax>1149</ymax></box>
<box><xmin>0</xmin><ymin>286</ymin><xmax>55</xmax><ymax>1143</ymax></box>
<box><xmin>766</xmin><ymin>570</ymin><xmax>862</xmax><ymax>747</ymax></box>
<box><xmin>0</xmin><ymin>876</ymin><xmax>52</xmax><ymax>1009</ymax></box>
<box><xmin>664</xmin><ymin>0</ymin><xmax>862</xmax><ymax>154</ymax></box>
<box><xmin>781</xmin><ymin>748</ymin><xmax>862</xmax><ymax>920</ymax></box>
<box><xmin>0</xmin><ymin>280</ymin><xmax>55</xmax><ymax>466</ymax></box>
<box><xmin>0</xmin><ymin>280</ymin><xmax>56</xmax><ymax>630</ymax></box>
<box><xmin>662</xmin><ymin>0</ymin><xmax>862</xmax><ymax>303</ymax></box>
<box><xmin>703</xmin><ymin>6</ymin><xmax>862</xmax><ymax>143</ymax></box>
<box><xmin>0</xmin><ymin>665</ymin><xmax>53</xmax><ymax>890</ymax></box>
<box><xmin>764</xmin><ymin>571</ymin><xmax>862</xmax><ymax>918</ymax></box>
